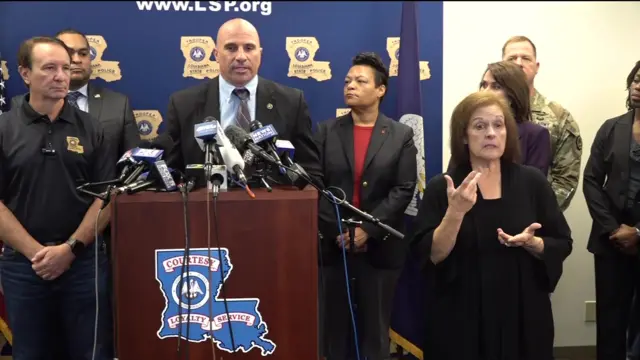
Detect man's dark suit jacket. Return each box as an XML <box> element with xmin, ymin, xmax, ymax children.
<box><xmin>314</xmin><ymin>112</ymin><xmax>417</xmax><ymax>269</ymax></box>
<box><xmin>583</xmin><ymin>110</ymin><xmax>637</xmax><ymax>255</ymax></box>
<box><xmin>518</xmin><ymin>121</ymin><xmax>552</xmax><ymax>176</ymax></box>
<box><xmin>11</xmin><ymin>83</ymin><xmax>140</xmax><ymax>157</ymax></box>
<box><xmin>163</xmin><ymin>75</ymin><xmax>323</xmax><ymax>187</ymax></box>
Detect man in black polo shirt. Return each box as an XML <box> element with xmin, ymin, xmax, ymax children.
<box><xmin>0</xmin><ymin>37</ymin><xmax>115</xmax><ymax>359</ymax></box>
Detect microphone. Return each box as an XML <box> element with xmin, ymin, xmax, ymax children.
<box><xmin>213</xmin><ymin>121</ymin><xmax>248</xmax><ymax>184</ymax></box>
<box><xmin>185</xmin><ymin>163</ymin><xmax>228</xmax><ymax>194</ymax></box>
<box><xmin>149</xmin><ymin>160</ymin><xmax>178</xmax><ymax>192</ymax></box>
<box><xmin>113</xmin><ymin>179</ymin><xmax>155</xmax><ymax>195</ymax></box>
<box><xmin>275</xmin><ymin>139</ymin><xmax>295</xmax><ymax>167</ymax></box>
<box><xmin>194</xmin><ymin>118</ymin><xmax>222</xmax><ymax>191</ymax></box>
<box><xmin>224</xmin><ymin>125</ymin><xmax>278</xmax><ymax>165</ymax></box>
<box><xmin>123</xmin><ymin>147</ymin><xmax>164</xmax><ymax>184</ymax></box>
<box><xmin>116</xmin><ymin>149</ymin><xmax>140</xmax><ymax>184</ymax></box>
<box><xmin>270</xmin><ymin>139</ymin><xmax>309</xmax><ymax>190</ymax></box>
<box><xmin>249</xmin><ymin>121</ymin><xmax>285</xmax><ymax>171</ymax></box>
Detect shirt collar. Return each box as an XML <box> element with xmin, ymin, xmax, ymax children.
<box><xmin>21</xmin><ymin>93</ymin><xmax>76</xmax><ymax>124</ymax></box>
<box><xmin>70</xmin><ymin>83</ymin><xmax>89</xmax><ymax>98</ymax></box>
<box><xmin>219</xmin><ymin>75</ymin><xmax>259</xmax><ymax>103</ymax></box>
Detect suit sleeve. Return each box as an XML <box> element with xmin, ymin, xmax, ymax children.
<box><xmin>164</xmin><ymin>95</ymin><xmax>184</xmax><ymax>171</ymax></box>
<box><xmin>532</xmin><ymin>169</ymin><xmax>573</xmax><ymax>293</ymax></box>
<box><xmin>121</xmin><ymin>96</ymin><xmax>141</xmax><ymax>155</ymax></box>
<box><xmin>313</xmin><ymin>121</ymin><xmax>340</xmax><ymax>241</ymax></box>
<box><xmin>360</xmin><ymin>128</ymin><xmax>417</xmax><ymax>241</ymax></box>
<box><xmin>292</xmin><ymin>91</ymin><xmax>324</xmax><ymax>189</ymax></box>
<box><xmin>582</xmin><ymin>121</ymin><xmax>619</xmax><ymax>237</ymax></box>
<box><xmin>527</xmin><ymin>126</ymin><xmax>552</xmax><ymax>176</ymax></box>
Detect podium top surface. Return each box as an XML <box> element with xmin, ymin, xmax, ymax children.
<box><xmin>113</xmin><ymin>184</ymin><xmax>319</xmax><ymax>204</ymax></box>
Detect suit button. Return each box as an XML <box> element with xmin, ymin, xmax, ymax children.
<box><xmin>362</xmin><ymin>181</ymin><xmax>368</xmax><ymax>187</ymax></box>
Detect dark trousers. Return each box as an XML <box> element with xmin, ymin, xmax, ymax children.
<box><xmin>319</xmin><ymin>255</ymin><xmax>401</xmax><ymax>360</ymax></box>
<box><xmin>0</xmin><ymin>243</ymin><xmax>112</xmax><ymax>360</ymax></box>
<box><xmin>594</xmin><ymin>251</ymin><xmax>640</xmax><ymax>360</ymax></box>
<box><xmin>630</xmin><ymin>292</ymin><xmax>640</xmax><ymax>359</ymax></box>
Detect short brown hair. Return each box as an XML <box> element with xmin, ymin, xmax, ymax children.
<box><xmin>17</xmin><ymin>36</ymin><xmax>71</xmax><ymax>69</ymax></box>
<box><xmin>501</xmin><ymin>35</ymin><xmax>537</xmax><ymax>58</ymax></box>
<box><xmin>449</xmin><ymin>91</ymin><xmax>521</xmax><ymax>167</ymax></box>
<box><xmin>481</xmin><ymin>61</ymin><xmax>531</xmax><ymax>123</ymax></box>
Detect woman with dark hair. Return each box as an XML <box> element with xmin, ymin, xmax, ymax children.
<box><xmin>479</xmin><ymin>61</ymin><xmax>552</xmax><ymax>175</ymax></box>
<box><xmin>583</xmin><ymin>60</ymin><xmax>640</xmax><ymax>360</ymax></box>
<box><xmin>314</xmin><ymin>52</ymin><xmax>417</xmax><ymax>360</ymax></box>
<box><xmin>411</xmin><ymin>91</ymin><xmax>572</xmax><ymax>360</ymax></box>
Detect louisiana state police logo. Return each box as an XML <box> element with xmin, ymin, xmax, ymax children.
<box><xmin>190</xmin><ymin>47</ymin><xmax>206</xmax><ymax>62</ymax></box>
<box><xmin>155</xmin><ymin>248</ymin><xmax>276</xmax><ymax>356</ymax></box>
<box><xmin>294</xmin><ymin>47</ymin><xmax>310</xmax><ymax>62</ymax></box>
<box><xmin>138</xmin><ymin>120</ymin><xmax>153</xmax><ymax>137</ymax></box>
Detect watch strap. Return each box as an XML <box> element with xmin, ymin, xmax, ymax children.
<box><xmin>65</xmin><ymin>238</ymin><xmax>85</xmax><ymax>256</ymax></box>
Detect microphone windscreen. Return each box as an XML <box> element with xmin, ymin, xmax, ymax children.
<box><xmin>224</xmin><ymin>125</ymin><xmax>251</xmax><ymax>152</ymax></box>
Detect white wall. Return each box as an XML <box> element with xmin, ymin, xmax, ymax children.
<box><xmin>442</xmin><ymin>1</ymin><xmax>640</xmax><ymax>347</ymax></box>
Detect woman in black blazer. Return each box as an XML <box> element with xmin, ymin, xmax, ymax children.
<box><xmin>314</xmin><ymin>52</ymin><xmax>417</xmax><ymax>360</ymax></box>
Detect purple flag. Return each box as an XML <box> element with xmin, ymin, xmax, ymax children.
<box><xmin>390</xmin><ymin>2</ymin><xmax>427</xmax><ymax>359</ymax></box>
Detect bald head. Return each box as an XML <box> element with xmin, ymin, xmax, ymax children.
<box><xmin>214</xmin><ymin>18</ymin><xmax>262</xmax><ymax>87</ymax></box>
<box><xmin>216</xmin><ymin>18</ymin><xmax>260</xmax><ymax>47</ymax></box>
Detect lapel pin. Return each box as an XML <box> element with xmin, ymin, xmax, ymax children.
<box><xmin>95</xmin><ymin>94</ymin><xmax>101</xmax><ymax>98</ymax></box>
<box><xmin>266</xmin><ymin>103</ymin><xmax>273</xmax><ymax>110</ymax></box>
<box><xmin>381</xmin><ymin>129</ymin><xmax>386</xmax><ymax>134</ymax></box>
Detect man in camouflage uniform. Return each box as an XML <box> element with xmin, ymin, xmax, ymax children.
<box><xmin>502</xmin><ymin>36</ymin><xmax>582</xmax><ymax>212</ymax></box>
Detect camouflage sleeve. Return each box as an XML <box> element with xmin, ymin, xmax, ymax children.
<box><xmin>548</xmin><ymin>106</ymin><xmax>582</xmax><ymax>211</ymax></box>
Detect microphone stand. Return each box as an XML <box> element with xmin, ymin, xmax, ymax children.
<box><xmin>77</xmin><ymin>179</ymin><xmax>121</xmax><ymax>204</ymax></box>
<box><xmin>324</xmin><ymin>191</ymin><xmax>404</xmax><ymax>240</ymax></box>
<box><xmin>250</xmin><ymin>149</ymin><xmax>404</xmax><ymax>239</ymax></box>
<box><xmin>341</xmin><ymin>218</ymin><xmax>361</xmax><ymax>319</ymax></box>
<box><xmin>246</xmin><ymin>161</ymin><xmax>273</xmax><ymax>192</ymax></box>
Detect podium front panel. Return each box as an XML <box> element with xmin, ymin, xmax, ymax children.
<box><xmin>111</xmin><ymin>187</ymin><xmax>319</xmax><ymax>360</ymax></box>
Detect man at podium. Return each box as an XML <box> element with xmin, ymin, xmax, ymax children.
<box><xmin>164</xmin><ymin>17</ymin><xmax>323</xmax><ymax>189</ymax></box>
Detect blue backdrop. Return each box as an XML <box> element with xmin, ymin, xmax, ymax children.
<box><xmin>0</xmin><ymin>0</ymin><xmax>442</xmax><ymax>180</ymax></box>
<box><xmin>0</xmin><ymin>1</ymin><xmax>443</xmax><ymax>357</ymax></box>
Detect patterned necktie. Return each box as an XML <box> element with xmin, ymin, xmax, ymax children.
<box><xmin>67</xmin><ymin>91</ymin><xmax>82</xmax><ymax>109</ymax></box>
<box><xmin>232</xmin><ymin>88</ymin><xmax>251</xmax><ymax>131</ymax></box>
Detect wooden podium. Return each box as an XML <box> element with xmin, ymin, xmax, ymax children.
<box><xmin>110</xmin><ymin>185</ymin><xmax>319</xmax><ymax>360</ymax></box>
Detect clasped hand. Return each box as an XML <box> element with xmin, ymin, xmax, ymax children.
<box><xmin>31</xmin><ymin>244</ymin><xmax>75</xmax><ymax>281</ymax></box>
<box><xmin>336</xmin><ymin>227</ymin><xmax>369</xmax><ymax>252</ymax></box>
<box><xmin>609</xmin><ymin>224</ymin><xmax>639</xmax><ymax>255</ymax></box>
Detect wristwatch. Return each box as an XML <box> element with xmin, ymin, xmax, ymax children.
<box><xmin>636</xmin><ymin>228</ymin><xmax>640</xmax><ymax>238</ymax></box>
<box><xmin>65</xmin><ymin>237</ymin><xmax>86</xmax><ymax>257</ymax></box>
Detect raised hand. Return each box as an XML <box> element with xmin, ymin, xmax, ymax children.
<box><xmin>444</xmin><ymin>171</ymin><xmax>481</xmax><ymax>215</ymax></box>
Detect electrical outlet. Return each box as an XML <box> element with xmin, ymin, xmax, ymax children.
<box><xmin>585</xmin><ymin>300</ymin><xmax>596</xmax><ymax>322</ymax></box>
